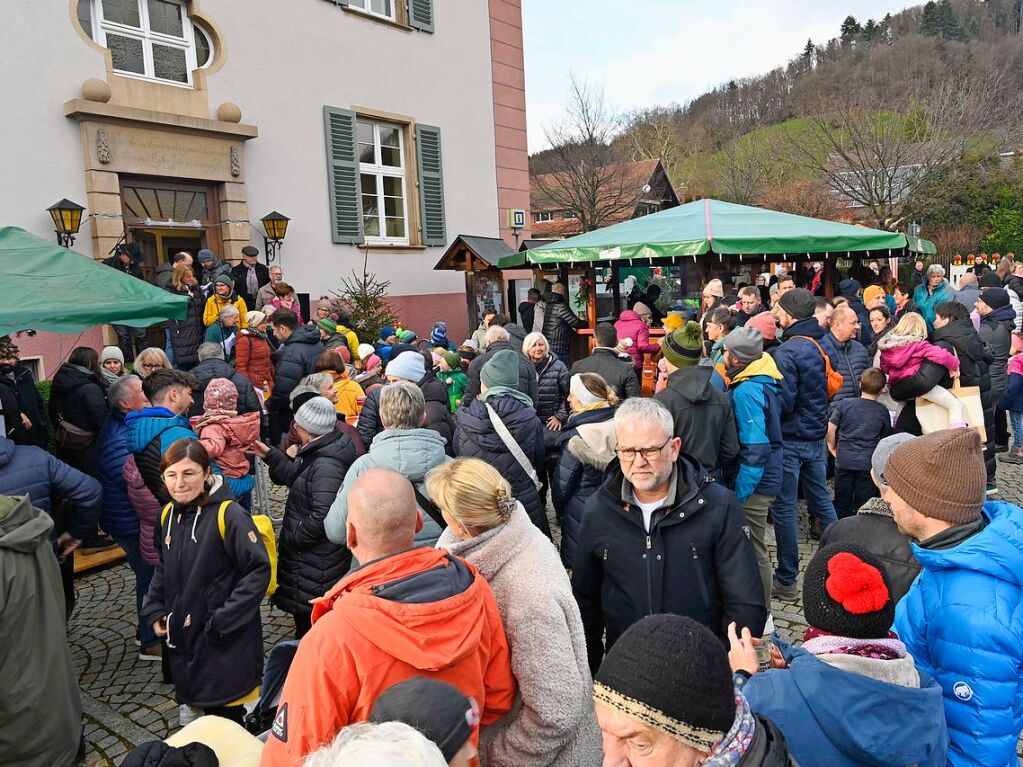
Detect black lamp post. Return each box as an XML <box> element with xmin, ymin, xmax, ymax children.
<box><xmin>47</xmin><ymin>199</ymin><xmax>85</xmax><ymax>248</ymax></box>
<box><xmin>260</xmin><ymin>211</ymin><xmax>290</xmax><ymax>264</ymax></box>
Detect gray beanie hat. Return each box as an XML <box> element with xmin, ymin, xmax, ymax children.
<box><xmin>294</xmin><ymin>396</ymin><xmax>337</xmax><ymax>436</ymax></box>
<box><xmin>871</xmin><ymin>432</ymin><xmax>915</xmax><ymax>487</ymax></box>
<box><xmin>723</xmin><ymin>327</ymin><xmax>763</xmax><ymax>364</ymax></box>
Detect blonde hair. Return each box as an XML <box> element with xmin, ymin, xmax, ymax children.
<box><xmin>171</xmin><ymin>263</ymin><xmax>194</xmax><ymax>289</ymax></box>
<box><xmin>133</xmin><ymin>347</ymin><xmax>171</xmax><ymax>377</ymax></box>
<box><xmin>426</xmin><ymin>458</ymin><xmax>515</xmax><ymax>534</ymax></box>
<box><xmin>575</xmin><ymin>371</ymin><xmax>619</xmax><ymax>407</ymax></box>
<box><xmin>892</xmin><ymin>311</ymin><xmax>928</xmax><ymax>340</ymax></box>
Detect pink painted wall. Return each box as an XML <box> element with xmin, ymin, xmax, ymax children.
<box><xmin>389</xmin><ymin>292</ymin><xmax>469</xmax><ymax>345</ymax></box>
<box><xmin>489</xmin><ymin>0</ymin><xmax>531</xmax><ymax>246</ymax></box>
<box><xmin>14</xmin><ymin>327</ymin><xmax>105</xmax><ymax>380</ymax></box>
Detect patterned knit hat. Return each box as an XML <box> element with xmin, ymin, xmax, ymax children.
<box><xmin>203</xmin><ymin>378</ymin><xmax>238</xmax><ymax>413</ymax></box>
<box><xmin>431</xmin><ymin>322</ymin><xmax>449</xmax><ymax>345</ymax></box>
<box><xmin>803</xmin><ymin>543</ymin><xmax>894</xmax><ymax>639</ymax></box>
<box><xmin>661</xmin><ymin>322</ymin><xmax>703</xmax><ymax>368</ymax></box>
<box><xmin>885</xmin><ymin>429</ymin><xmax>985</xmax><ymax>525</ymax></box>
<box><xmin>594</xmin><ymin>614</ymin><xmax>735</xmax><ymax>751</ymax></box>
<box><xmin>317</xmin><ymin>317</ymin><xmax>338</xmax><ymax>335</ymax></box>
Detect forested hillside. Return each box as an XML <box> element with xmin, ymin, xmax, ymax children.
<box><xmin>531</xmin><ymin>0</ymin><xmax>1023</xmax><ymax>255</ymax></box>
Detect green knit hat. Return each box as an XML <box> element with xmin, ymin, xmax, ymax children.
<box><xmin>481</xmin><ymin>349</ymin><xmax>518</xmax><ymax>389</ymax></box>
<box><xmin>316</xmin><ymin>317</ymin><xmax>338</xmax><ymax>335</ymax></box>
<box><xmin>661</xmin><ymin>322</ymin><xmax>703</xmax><ymax>368</ymax></box>
<box><xmin>442</xmin><ymin>351</ymin><xmax>462</xmax><ymax>370</ymax></box>
<box><xmin>398</xmin><ymin>329</ymin><xmax>418</xmax><ymax>344</ymax></box>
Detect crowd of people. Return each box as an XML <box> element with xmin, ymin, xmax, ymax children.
<box><xmin>1</xmin><ymin>250</ymin><xmax>1023</xmax><ymax>767</ymax></box>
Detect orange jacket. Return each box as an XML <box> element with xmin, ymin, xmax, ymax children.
<box><xmin>259</xmin><ymin>547</ymin><xmax>516</xmax><ymax>767</ymax></box>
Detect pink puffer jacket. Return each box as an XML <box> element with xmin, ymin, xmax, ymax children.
<box><xmin>123</xmin><ymin>455</ymin><xmax>161</xmax><ymax>565</ymax></box>
<box><xmin>878</xmin><ymin>333</ymin><xmax>960</xmax><ymax>384</ymax></box>
<box><xmin>614</xmin><ymin>310</ymin><xmax>660</xmax><ymax>370</ymax></box>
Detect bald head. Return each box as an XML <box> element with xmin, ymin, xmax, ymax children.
<box><xmin>959</xmin><ymin>272</ymin><xmax>977</xmax><ymax>287</ymax></box>
<box><xmin>829</xmin><ymin>304</ymin><xmax>861</xmax><ymax>342</ymax></box>
<box><xmin>346</xmin><ymin>468</ymin><xmax>422</xmax><ymax>562</ymax></box>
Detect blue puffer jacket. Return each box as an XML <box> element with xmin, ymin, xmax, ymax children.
<box><xmin>771</xmin><ymin>316</ymin><xmax>831</xmax><ymax>441</ymax></box>
<box><xmin>551</xmin><ymin>406</ymin><xmax>616</xmax><ymax>568</ymax></box>
<box><xmin>742</xmin><ymin>644</ymin><xmax>948</xmax><ymax>767</ymax></box>
<box><xmin>895</xmin><ymin>501</ymin><xmax>1023</xmax><ymax>767</ymax></box>
<box><xmin>913</xmin><ymin>279</ymin><xmax>954</xmax><ymax>329</ymax></box>
<box><xmin>820</xmin><ymin>332</ymin><xmax>871</xmax><ymax>408</ymax></box>
<box><xmin>727</xmin><ymin>354</ymin><xmax>783</xmax><ymax>502</ymax></box>
<box><xmin>95</xmin><ymin>410</ymin><xmax>139</xmax><ymax>537</ymax></box>
<box><xmin>124</xmin><ymin>407</ymin><xmax>203</xmax><ymax>505</ymax></box>
<box><xmin>0</xmin><ymin>436</ymin><xmax>101</xmax><ymax>540</ymax></box>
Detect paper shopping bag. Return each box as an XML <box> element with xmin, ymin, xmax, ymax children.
<box><xmin>915</xmin><ymin>382</ymin><xmax>986</xmax><ymax>442</ymax></box>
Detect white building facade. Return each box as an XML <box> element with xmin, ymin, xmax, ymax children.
<box><xmin>3</xmin><ymin>0</ymin><xmax>531</xmax><ymax>370</ymax></box>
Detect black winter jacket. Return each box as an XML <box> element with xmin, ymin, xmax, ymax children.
<box><xmin>551</xmin><ymin>406</ymin><xmax>616</xmax><ymax>568</ymax></box>
<box><xmin>537</xmin><ymin>292</ymin><xmax>583</xmax><ymax>355</ymax></box>
<box><xmin>232</xmin><ymin>261</ymin><xmax>270</xmax><ymax>310</ymax></box>
<box><xmin>742</xmin><ymin>716</ymin><xmax>799</xmax><ymax>767</ymax></box>
<box><xmin>931</xmin><ymin>318</ymin><xmax>991</xmax><ymax>394</ymax></box>
<box><xmin>571</xmin><ymin>453</ymin><xmax>767</xmax><ymax>673</ymax></box>
<box><xmin>188</xmin><ymin>358</ymin><xmax>260</xmax><ymax>417</ymax></box>
<box><xmin>845</xmin><ymin>297</ymin><xmax>874</xmax><ymax>346</ymax></box>
<box><xmin>570</xmin><ymin>348</ymin><xmax>641</xmax><ymax>402</ymax></box>
<box><xmin>356</xmin><ymin>372</ymin><xmax>456</xmax><ymax>453</ymax></box>
<box><xmin>463</xmin><ymin>340</ymin><xmax>539</xmax><ymax>407</ymax></box>
<box><xmin>103</xmin><ymin>254</ymin><xmax>144</xmax><ymax>281</ymax></box>
<box><xmin>0</xmin><ymin>364</ymin><xmax>49</xmax><ymax>449</ymax></box>
<box><xmin>49</xmin><ymin>363</ymin><xmax>107</xmax><ymax>476</ymax></box>
<box><xmin>534</xmin><ymin>354</ymin><xmax>570</xmax><ymax>423</ymax></box>
<box><xmin>267</xmin><ymin>429</ymin><xmax>357</xmax><ymax>616</ymax></box>
<box><xmin>653</xmin><ymin>366</ymin><xmax>739</xmax><ymax>472</ymax></box>
<box><xmin>819</xmin><ymin>333</ymin><xmax>871</xmax><ymax>407</ymax></box>
<box><xmin>164</xmin><ymin>286</ymin><xmax>206</xmax><ymax>369</ymax></box>
<box><xmin>819</xmin><ymin>497</ymin><xmax>921</xmax><ymax>604</ymax></box>
<box><xmin>979</xmin><ymin>306</ymin><xmax>1015</xmax><ymax>399</ymax></box>
<box><xmin>141</xmin><ymin>479</ymin><xmax>270</xmax><ymax>708</ymax></box>
<box><xmin>268</xmin><ymin>325</ymin><xmax>324</xmax><ymax>424</ymax></box>
<box><xmin>771</xmin><ymin>317</ymin><xmax>831</xmax><ymax>442</ymax></box>
<box><xmin>454</xmin><ymin>396</ymin><xmax>550</xmax><ymax>537</ymax></box>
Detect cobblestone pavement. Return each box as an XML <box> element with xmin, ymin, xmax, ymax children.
<box><xmin>72</xmin><ymin>457</ymin><xmax>1023</xmax><ymax>765</ymax></box>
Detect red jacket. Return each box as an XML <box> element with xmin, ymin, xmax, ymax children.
<box><xmin>235</xmin><ymin>330</ymin><xmax>275</xmax><ymax>392</ymax></box>
<box><xmin>614</xmin><ymin>310</ymin><xmax>660</xmax><ymax>370</ymax></box>
<box><xmin>260</xmin><ymin>547</ymin><xmax>516</xmax><ymax>767</ymax></box>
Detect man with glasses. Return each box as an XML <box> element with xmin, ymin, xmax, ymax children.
<box><xmin>571</xmin><ymin>398</ymin><xmax>765</xmax><ymax>675</ymax></box>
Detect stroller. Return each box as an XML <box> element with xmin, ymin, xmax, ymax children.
<box><xmin>244</xmin><ymin>640</ymin><xmax>299</xmax><ymax>736</ymax></box>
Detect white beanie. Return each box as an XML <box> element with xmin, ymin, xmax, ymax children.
<box><xmin>294</xmin><ymin>396</ymin><xmax>337</xmax><ymax>436</ymax></box>
<box><xmin>357</xmin><ymin>343</ymin><xmax>376</xmax><ymax>361</ymax></box>
<box><xmin>101</xmin><ymin>346</ymin><xmax>124</xmax><ymax>365</ymax></box>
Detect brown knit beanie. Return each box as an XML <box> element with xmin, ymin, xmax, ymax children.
<box><xmin>885</xmin><ymin>429</ymin><xmax>985</xmax><ymax>525</ymax></box>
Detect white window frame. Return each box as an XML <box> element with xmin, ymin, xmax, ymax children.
<box><xmin>533</xmin><ymin>211</ymin><xmax>555</xmax><ymax>223</ymax></box>
<box><xmin>563</xmin><ymin>211</ymin><xmax>578</xmax><ymax>220</ymax></box>
<box><xmin>358</xmin><ymin>120</ymin><xmax>410</xmax><ymax>246</ymax></box>
<box><xmin>91</xmin><ymin>0</ymin><xmax>199</xmax><ymax>87</ymax></box>
<box><xmin>348</xmin><ymin>0</ymin><xmax>397</xmax><ymax>23</ymax></box>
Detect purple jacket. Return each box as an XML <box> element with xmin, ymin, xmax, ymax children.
<box><xmin>123</xmin><ymin>455</ymin><xmax>161</xmax><ymax>565</ymax></box>
<box><xmin>614</xmin><ymin>311</ymin><xmax>660</xmax><ymax>370</ymax></box>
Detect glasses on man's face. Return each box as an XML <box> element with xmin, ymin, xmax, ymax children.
<box><xmin>615</xmin><ymin>438</ymin><xmax>671</xmax><ymax>463</ymax></box>
<box><xmin>162</xmin><ymin>469</ymin><xmax>204</xmax><ymax>483</ymax></box>
<box><xmin>142</xmin><ymin>363</ymin><xmax>164</xmax><ymax>371</ymax></box>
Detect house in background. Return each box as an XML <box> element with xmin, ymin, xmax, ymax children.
<box><xmin>529</xmin><ymin>158</ymin><xmax>679</xmax><ymax>239</ymax></box>
<box><xmin>4</xmin><ymin>0</ymin><xmax>530</xmax><ymax>374</ymax></box>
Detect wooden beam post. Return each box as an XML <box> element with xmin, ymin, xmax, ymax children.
<box><xmin>823</xmin><ymin>254</ymin><xmax>835</xmax><ymax>299</ymax></box>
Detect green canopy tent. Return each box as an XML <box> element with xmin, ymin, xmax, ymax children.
<box><xmin>0</xmin><ymin>226</ymin><xmax>187</xmax><ymax>336</ymax></box>
<box><xmin>499</xmin><ymin>198</ymin><xmax>933</xmax><ymax>266</ymax></box>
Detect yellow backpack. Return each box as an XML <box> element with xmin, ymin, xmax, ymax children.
<box><xmin>161</xmin><ymin>500</ymin><xmax>278</xmax><ymax>598</ymax></box>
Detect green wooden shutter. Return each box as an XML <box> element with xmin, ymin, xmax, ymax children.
<box><xmin>408</xmin><ymin>0</ymin><xmax>434</xmax><ymax>32</ymax></box>
<box><xmin>415</xmin><ymin>123</ymin><xmax>446</xmax><ymax>246</ymax></box>
<box><xmin>323</xmin><ymin>106</ymin><xmax>363</xmax><ymax>245</ymax></box>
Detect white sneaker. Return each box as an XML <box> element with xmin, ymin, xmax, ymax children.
<box><xmin>178</xmin><ymin>705</ymin><xmax>201</xmax><ymax>727</ymax></box>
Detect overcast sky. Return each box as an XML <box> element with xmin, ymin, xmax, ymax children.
<box><xmin>522</xmin><ymin>1</ymin><xmax>918</xmax><ymax>153</ymax></box>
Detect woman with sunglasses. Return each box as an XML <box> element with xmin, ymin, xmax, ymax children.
<box><xmin>142</xmin><ymin>438</ymin><xmax>270</xmax><ymax>726</ymax></box>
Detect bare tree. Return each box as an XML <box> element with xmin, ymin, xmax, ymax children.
<box><xmin>531</xmin><ymin>76</ymin><xmax>640</xmax><ymax>233</ymax></box>
<box><xmin>714</xmin><ymin>131</ymin><xmax>780</xmax><ymax>205</ymax></box>
<box><xmin>621</xmin><ymin>107</ymin><xmax>701</xmax><ymax>188</ymax></box>
<box><xmin>788</xmin><ymin>68</ymin><xmax>1021</xmax><ymax>228</ymax></box>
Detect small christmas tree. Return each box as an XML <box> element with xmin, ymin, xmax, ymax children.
<box><xmin>337</xmin><ymin>253</ymin><xmax>402</xmax><ymax>343</ymax></box>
